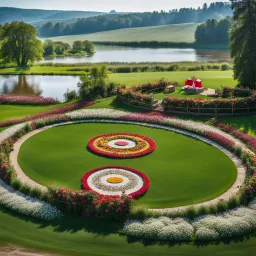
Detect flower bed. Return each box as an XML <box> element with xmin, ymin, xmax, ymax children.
<box><xmin>0</xmin><ymin>95</ymin><xmax>59</xmax><ymax>105</ymax></box>
<box><xmin>221</xmin><ymin>86</ymin><xmax>253</xmax><ymax>98</ymax></box>
<box><xmin>124</xmin><ymin>199</ymin><xmax>256</xmax><ymax>241</ymax></box>
<box><xmin>162</xmin><ymin>94</ymin><xmax>256</xmax><ymax>114</ymax></box>
<box><xmin>0</xmin><ymin>179</ymin><xmax>63</xmax><ymax>220</ymax></box>
<box><xmin>87</xmin><ymin>133</ymin><xmax>156</xmax><ymax>158</ymax></box>
<box><xmin>81</xmin><ymin>166</ymin><xmax>150</xmax><ymax>198</ymax></box>
<box><xmin>211</xmin><ymin>120</ymin><xmax>256</xmax><ymax>152</ymax></box>
<box><xmin>117</xmin><ymin>80</ymin><xmax>173</xmax><ymax>109</ymax></box>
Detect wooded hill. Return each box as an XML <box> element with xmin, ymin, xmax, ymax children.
<box><xmin>38</xmin><ymin>2</ymin><xmax>233</xmax><ymax>37</ymax></box>
<box><xmin>0</xmin><ymin>7</ymin><xmax>106</xmax><ymax>24</ymax></box>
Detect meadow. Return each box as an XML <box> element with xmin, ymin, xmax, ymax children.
<box><xmin>44</xmin><ymin>23</ymin><xmax>198</xmax><ymax>44</ymax></box>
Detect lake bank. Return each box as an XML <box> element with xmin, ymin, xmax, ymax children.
<box><xmin>39</xmin><ymin>45</ymin><xmax>231</xmax><ymax>64</ymax></box>
<box><xmin>0</xmin><ymin>61</ymin><xmax>232</xmax><ymax>76</ymax></box>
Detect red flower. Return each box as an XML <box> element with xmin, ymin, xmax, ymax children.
<box><xmin>87</xmin><ymin>133</ymin><xmax>156</xmax><ymax>159</ymax></box>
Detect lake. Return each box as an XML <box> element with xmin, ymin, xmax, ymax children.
<box><xmin>0</xmin><ymin>75</ymin><xmax>80</xmax><ymax>102</ymax></box>
<box><xmin>40</xmin><ymin>45</ymin><xmax>231</xmax><ymax>64</ymax></box>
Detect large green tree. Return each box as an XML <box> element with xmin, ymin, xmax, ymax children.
<box><xmin>230</xmin><ymin>0</ymin><xmax>256</xmax><ymax>89</ymax></box>
<box><xmin>0</xmin><ymin>22</ymin><xmax>43</xmax><ymax>67</ymax></box>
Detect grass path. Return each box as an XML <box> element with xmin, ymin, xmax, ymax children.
<box><xmin>44</xmin><ymin>23</ymin><xmax>199</xmax><ymax>43</ymax></box>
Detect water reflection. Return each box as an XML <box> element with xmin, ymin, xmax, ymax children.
<box><xmin>0</xmin><ymin>75</ymin><xmax>80</xmax><ymax>102</ymax></box>
<box><xmin>40</xmin><ymin>45</ymin><xmax>231</xmax><ymax>64</ymax></box>
<box><xmin>1</xmin><ymin>76</ymin><xmax>42</xmax><ymax>96</ymax></box>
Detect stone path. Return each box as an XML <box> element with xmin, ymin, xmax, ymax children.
<box><xmin>200</xmin><ymin>88</ymin><xmax>216</xmax><ymax>96</ymax></box>
<box><xmin>10</xmin><ymin>120</ymin><xmax>248</xmax><ymax>212</ymax></box>
<box><xmin>10</xmin><ymin>126</ymin><xmax>53</xmax><ymax>192</ymax></box>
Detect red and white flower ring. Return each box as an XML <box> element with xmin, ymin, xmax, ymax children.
<box><xmin>87</xmin><ymin>133</ymin><xmax>156</xmax><ymax>158</ymax></box>
<box><xmin>81</xmin><ymin>166</ymin><xmax>150</xmax><ymax>198</ymax></box>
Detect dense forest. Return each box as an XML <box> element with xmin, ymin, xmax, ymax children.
<box><xmin>195</xmin><ymin>18</ymin><xmax>232</xmax><ymax>44</ymax></box>
<box><xmin>39</xmin><ymin>2</ymin><xmax>233</xmax><ymax>37</ymax></box>
<box><xmin>0</xmin><ymin>7</ymin><xmax>106</xmax><ymax>24</ymax></box>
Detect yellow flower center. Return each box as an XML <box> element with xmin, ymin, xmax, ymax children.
<box><xmin>107</xmin><ymin>177</ymin><xmax>124</xmax><ymax>184</ymax></box>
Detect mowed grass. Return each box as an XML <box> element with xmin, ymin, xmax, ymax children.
<box><xmin>2</xmin><ymin>207</ymin><xmax>256</xmax><ymax>256</ymax></box>
<box><xmin>0</xmin><ymin>104</ymin><xmax>65</xmax><ymax>123</ymax></box>
<box><xmin>18</xmin><ymin>123</ymin><xmax>237</xmax><ymax>208</ymax></box>
<box><xmin>109</xmin><ymin>71</ymin><xmax>236</xmax><ymax>89</ymax></box>
<box><xmin>44</xmin><ymin>23</ymin><xmax>198</xmax><ymax>43</ymax></box>
<box><xmin>0</xmin><ymin>66</ymin><xmax>88</xmax><ymax>75</ymax></box>
<box><xmin>1</xmin><ymin>207</ymin><xmax>256</xmax><ymax>256</ymax></box>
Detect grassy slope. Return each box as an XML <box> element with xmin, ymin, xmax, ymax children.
<box><xmin>0</xmin><ymin>104</ymin><xmax>66</xmax><ymax>123</ymax></box>
<box><xmin>18</xmin><ymin>123</ymin><xmax>236</xmax><ymax>208</ymax></box>
<box><xmin>1</xmin><ymin>208</ymin><xmax>256</xmax><ymax>256</ymax></box>
<box><xmin>44</xmin><ymin>23</ymin><xmax>198</xmax><ymax>44</ymax></box>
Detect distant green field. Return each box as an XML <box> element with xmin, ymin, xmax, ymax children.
<box><xmin>44</xmin><ymin>23</ymin><xmax>198</xmax><ymax>43</ymax></box>
<box><xmin>109</xmin><ymin>71</ymin><xmax>236</xmax><ymax>89</ymax></box>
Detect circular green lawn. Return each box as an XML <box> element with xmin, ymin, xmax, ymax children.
<box><xmin>18</xmin><ymin>123</ymin><xmax>237</xmax><ymax>208</ymax></box>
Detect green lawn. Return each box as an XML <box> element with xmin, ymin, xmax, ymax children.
<box><xmin>18</xmin><ymin>123</ymin><xmax>236</xmax><ymax>208</ymax></box>
<box><xmin>1</xmin><ymin>207</ymin><xmax>256</xmax><ymax>256</ymax></box>
<box><xmin>44</xmin><ymin>23</ymin><xmax>199</xmax><ymax>43</ymax></box>
<box><xmin>0</xmin><ymin>104</ymin><xmax>65</xmax><ymax>123</ymax></box>
<box><xmin>0</xmin><ymin>66</ymin><xmax>88</xmax><ymax>75</ymax></box>
<box><xmin>109</xmin><ymin>71</ymin><xmax>236</xmax><ymax>89</ymax></box>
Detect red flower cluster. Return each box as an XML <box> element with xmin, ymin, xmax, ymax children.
<box><xmin>202</xmin><ymin>131</ymin><xmax>235</xmax><ymax>150</ymax></box>
<box><xmin>0</xmin><ymin>95</ymin><xmax>59</xmax><ymax>105</ymax></box>
<box><xmin>81</xmin><ymin>166</ymin><xmax>150</xmax><ymax>198</ymax></box>
<box><xmin>88</xmin><ymin>133</ymin><xmax>156</xmax><ymax>158</ymax></box>
<box><xmin>0</xmin><ymin>101</ymin><xmax>94</xmax><ymax>127</ymax></box>
<box><xmin>211</xmin><ymin>120</ymin><xmax>256</xmax><ymax>152</ymax></box>
<box><xmin>93</xmin><ymin>193</ymin><xmax>134</xmax><ymax>221</ymax></box>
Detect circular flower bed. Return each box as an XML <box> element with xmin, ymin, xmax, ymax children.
<box><xmin>87</xmin><ymin>133</ymin><xmax>156</xmax><ymax>158</ymax></box>
<box><xmin>81</xmin><ymin>166</ymin><xmax>150</xmax><ymax>198</ymax></box>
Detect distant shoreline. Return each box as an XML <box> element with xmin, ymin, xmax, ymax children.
<box><xmin>92</xmin><ymin>41</ymin><xmax>229</xmax><ymax>50</ymax></box>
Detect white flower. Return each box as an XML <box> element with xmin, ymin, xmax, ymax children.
<box><xmin>0</xmin><ymin>180</ymin><xmax>63</xmax><ymax>221</ymax></box>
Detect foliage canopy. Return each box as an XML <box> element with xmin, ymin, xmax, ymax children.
<box><xmin>0</xmin><ymin>22</ymin><xmax>43</xmax><ymax>67</ymax></box>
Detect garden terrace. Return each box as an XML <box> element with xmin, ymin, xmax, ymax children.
<box><xmin>116</xmin><ymin>80</ymin><xmax>174</xmax><ymax>110</ymax></box>
<box><xmin>162</xmin><ymin>92</ymin><xmax>256</xmax><ymax>116</ymax></box>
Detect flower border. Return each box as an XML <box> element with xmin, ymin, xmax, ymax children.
<box><xmin>87</xmin><ymin>133</ymin><xmax>156</xmax><ymax>158</ymax></box>
<box><xmin>81</xmin><ymin>166</ymin><xmax>150</xmax><ymax>198</ymax></box>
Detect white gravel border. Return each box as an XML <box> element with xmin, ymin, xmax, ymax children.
<box><xmin>7</xmin><ymin>119</ymin><xmax>248</xmax><ymax>211</ymax></box>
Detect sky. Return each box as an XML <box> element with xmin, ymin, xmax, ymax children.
<box><xmin>0</xmin><ymin>0</ymin><xmax>217</xmax><ymax>12</ymax></box>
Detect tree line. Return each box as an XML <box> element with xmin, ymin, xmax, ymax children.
<box><xmin>195</xmin><ymin>17</ymin><xmax>232</xmax><ymax>44</ymax></box>
<box><xmin>43</xmin><ymin>40</ymin><xmax>94</xmax><ymax>56</ymax></box>
<box><xmin>38</xmin><ymin>2</ymin><xmax>233</xmax><ymax>37</ymax></box>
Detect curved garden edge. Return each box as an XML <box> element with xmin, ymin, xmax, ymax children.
<box><xmin>9</xmin><ymin>119</ymin><xmax>248</xmax><ymax>211</ymax></box>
